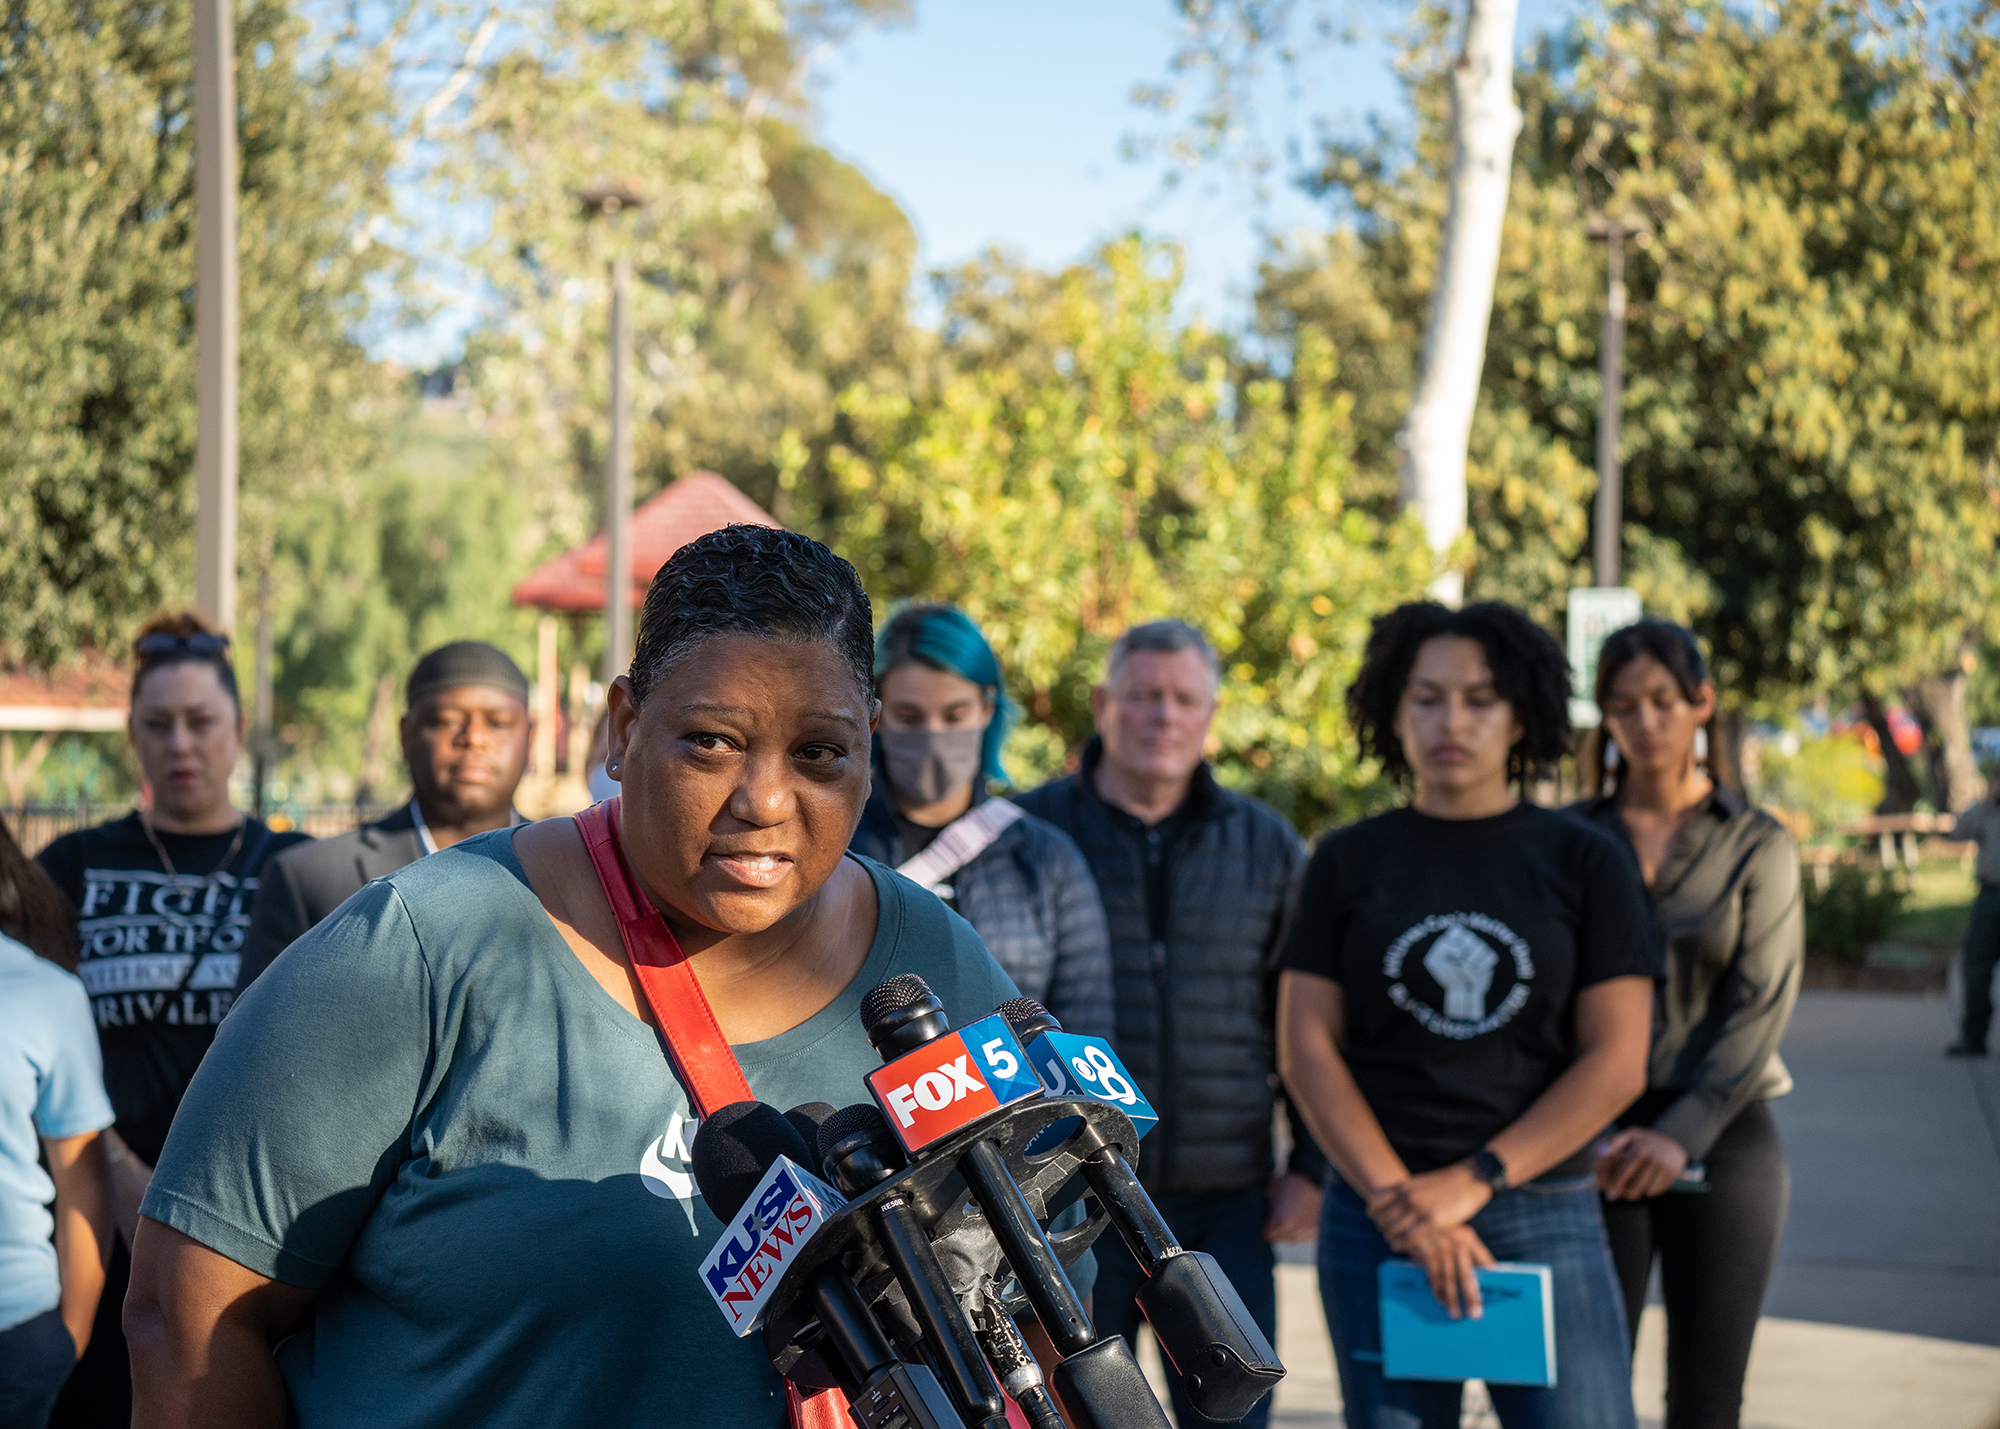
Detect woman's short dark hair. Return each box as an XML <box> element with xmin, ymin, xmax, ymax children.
<box><xmin>132</xmin><ymin>611</ymin><xmax>240</xmax><ymax>714</ymax></box>
<box><xmin>0</xmin><ymin>814</ymin><xmax>79</xmax><ymax>972</ymax></box>
<box><xmin>1594</xmin><ymin>619</ymin><xmax>1709</xmax><ymax>709</ymax></box>
<box><xmin>1346</xmin><ymin>600</ymin><xmax>1573</xmax><ymax>783</ymax></box>
<box><xmin>629</xmin><ymin>525</ymin><xmax>875</xmax><ymax>706</ymax></box>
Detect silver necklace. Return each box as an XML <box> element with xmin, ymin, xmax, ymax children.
<box><xmin>139</xmin><ymin>807</ymin><xmax>246</xmax><ymax>879</ymax></box>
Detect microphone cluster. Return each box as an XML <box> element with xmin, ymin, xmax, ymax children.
<box><xmin>689</xmin><ymin>977</ymin><xmax>1285</xmax><ymax>1429</ymax></box>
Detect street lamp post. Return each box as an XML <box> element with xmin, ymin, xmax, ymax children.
<box><xmin>194</xmin><ymin>0</ymin><xmax>238</xmax><ymax>632</ymax></box>
<box><xmin>579</xmin><ymin>184</ymin><xmax>645</xmax><ymax>691</ymax></box>
<box><xmin>606</xmin><ymin>253</ymin><xmax>633</xmax><ymax>688</ymax></box>
<box><xmin>1586</xmin><ymin>214</ymin><xmax>1647</xmax><ymax>589</ymax></box>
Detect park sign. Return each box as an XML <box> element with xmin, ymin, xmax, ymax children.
<box><xmin>1566</xmin><ymin>587</ymin><xmax>1642</xmax><ymax>729</ymax></box>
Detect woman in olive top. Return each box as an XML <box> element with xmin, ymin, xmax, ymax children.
<box><xmin>1279</xmin><ymin>601</ymin><xmax>1658</xmax><ymax>1429</ymax></box>
<box><xmin>1579</xmin><ymin>620</ymin><xmax>1803</xmax><ymax>1429</ymax></box>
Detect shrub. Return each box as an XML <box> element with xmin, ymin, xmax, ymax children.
<box><xmin>1804</xmin><ymin>864</ymin><xmax>1907</xmax><ymax>964</ymax></box>
<box><xmin>1758</xmin><ymin>733</ymin><xmax>1884</xmax><ymax>842</ymax></box>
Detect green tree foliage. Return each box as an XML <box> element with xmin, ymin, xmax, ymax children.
<box><xmin>828</xmin><ymin>238</ymin><xmax>1433</xmax><ymax>829</ymax></box>
<box><xmin>1261</xmin><ymin>1</ymin><xmax>2000</xmax><ymax>706</ymax></box>
<box><xmin>0</xmin><ymin>0</ymin><xmax>401</xmax><ymax>668</ymax></box>
<box><xmin>439</xmin><ymin>0</ymin><xmax>909</xmax><ymax>536</ymax></box>
<box><xmin>666</xmin><ymin>118</ymin><xmax>923</xmax><ymax>519</ymax></box>
<box><xmin>258</xmin><ymin>400</ymin><xmax>543</xmax><ymax>799</ymax></box>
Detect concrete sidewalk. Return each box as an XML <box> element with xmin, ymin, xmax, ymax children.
<box><xmin>1145</xmin><ymin>991</ymin><xmax>2000</xmax><ymax>1428</ymax></box>
<box><xmin>1763</xmin><ymin>991</ymin><xmax>2000</xmax><ymax>1346</ymax></box>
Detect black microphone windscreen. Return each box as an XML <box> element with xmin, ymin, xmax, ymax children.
<box><xmin>817</xmin><ymin>1102</ymin><xmax>896</xmax><ymax>1162</ymax></box>
<box><xmin>785</xmin><ymin>1102</ymin><xmax>837</xmax><ymax>1154</ymax></box>
<box><xmin>996</xmin><ymin>996</ymin><xmax>1055</xmax><ymax>1032</ymax></box>
<box><xmin>690</xmin><ymin>1100</ymin><xmax>814</xmax><ymax>1218</ymax></box>
<box><xmin>860</xmin><ymin>974</ymin><xmax>934</xmax><ymax>1040</ymax></box>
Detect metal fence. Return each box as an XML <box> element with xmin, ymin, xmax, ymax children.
<box><xmin>4</xmin><ymin>803</ymin><xmax>400</xmax><ymax>856</ymax></box>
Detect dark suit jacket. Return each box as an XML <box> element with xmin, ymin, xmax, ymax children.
<box><xmin>234</xmin><ymin>805</ymin><xmax>425</xmax><ymax>995</ymax></box>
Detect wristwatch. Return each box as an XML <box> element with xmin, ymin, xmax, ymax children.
<box><xmin>1469</xmin><ymin>1147</ymin><xmax>1511</xmax><ymax>1195</ymax></box>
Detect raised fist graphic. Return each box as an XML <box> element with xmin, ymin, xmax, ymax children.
<box><xmin>1424</xmin><ymin>924</ymin><xmax>1499</xmax><ymax>1022</ymax></box>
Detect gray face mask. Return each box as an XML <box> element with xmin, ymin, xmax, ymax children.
<box><xmin>880</xmin><ymin>727</ymin><xmax>985</xmax><ymax>807</ymax></box>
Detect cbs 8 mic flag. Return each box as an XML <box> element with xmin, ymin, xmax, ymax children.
<box><xmin>1020</xmin><ymin>1029</ymin><xmax>1158</xmax><ymax>1139</ymax></box>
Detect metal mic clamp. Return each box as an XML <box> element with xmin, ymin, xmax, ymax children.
<box><xmin>965</xmin><ymin>1282</ymin><xmax>1065</xmax><ymax>1429</ymax></box>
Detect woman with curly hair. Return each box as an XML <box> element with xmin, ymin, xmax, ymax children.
<box><xmin>1276</xmin><ymin>601</ymin><xmax>1659</xmax><ymax>1429</ymax></box>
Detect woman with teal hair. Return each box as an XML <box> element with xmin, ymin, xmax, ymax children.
<box><xmin>850</xmin><ymin>604</ymin><xmax>1116</xmax><ymax>1040</ymax></box>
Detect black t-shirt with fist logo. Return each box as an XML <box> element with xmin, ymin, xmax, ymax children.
<box><xmin>1279</xmin><ymin>803</ymin><xmax>1660</xmax><ymax>1176</ymax></box>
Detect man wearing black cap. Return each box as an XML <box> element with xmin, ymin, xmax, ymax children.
<box><xmin>234</xmin><ymin>642</ymin><xmax>533</xmax><ymax>994</ymax></box>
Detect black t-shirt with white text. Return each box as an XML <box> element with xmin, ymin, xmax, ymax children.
<box><xmin>1279</xmin><ymin>803</ymin><xmax>1660</xmax><ymax>1177</ymax></box>
<box><xmin>37</xmin><ymin>813</ymin><xmax>309</xmax><ymax>1165</ymax></box>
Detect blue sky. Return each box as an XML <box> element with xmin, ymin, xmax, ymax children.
<box><xmin>381</xmin><ymin>0</ymin><xmax>1582</xmax><ymax>363</ymax></box>
<box><xmin>810</xmin><ymin>0</ymin><xmax>1584</xmax><ymax>330</ymax></box>
<box><xmin>810</xmin><ymin>0</ymin><xmax>1400</xmax><ymax>329</ymax></box>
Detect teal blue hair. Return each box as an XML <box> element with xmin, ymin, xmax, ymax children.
<box><xmin>873</xmin><ymin>603</ymin><xmax>1018</xmax><ymax>788</ymax></box>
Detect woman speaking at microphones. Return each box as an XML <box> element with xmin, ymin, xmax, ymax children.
<box><xmin>123</xmin><ymin>527</ymin><xmax>1023</xmax><ymax>1429</ymax></box>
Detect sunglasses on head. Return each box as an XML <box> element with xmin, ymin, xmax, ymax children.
<box><xmin>135</xmin><ymin>631</ymin><xmax>231</xmax><ymax>660</ymax></box>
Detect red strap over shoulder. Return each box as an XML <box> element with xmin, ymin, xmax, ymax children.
<box><xmin>577</xmin><ymin>800</ymin><xmax>854</xmax><ymax>1429</ymax></box>
<box><xmin>573</xmin><ymin>798</ymin><xmax>752</xmax><ymax>1118</ymax></box>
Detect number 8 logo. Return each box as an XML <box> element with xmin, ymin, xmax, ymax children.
<box><xmin>1071</xmin><ymin>1045</ymin><xmax>1137</xmax><ymax>1106</ymax></box>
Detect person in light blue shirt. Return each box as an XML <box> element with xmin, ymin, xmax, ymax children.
<box><xmin>1</xmin><ymin>907</ymin><xmax>116</xmax><ymax>1429</ymax></box>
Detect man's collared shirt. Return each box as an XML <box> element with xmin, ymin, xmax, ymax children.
<box><xmin>408</xmin><ymin>800</ymin><xmax>523</xmax><ymax>857</ymax></box>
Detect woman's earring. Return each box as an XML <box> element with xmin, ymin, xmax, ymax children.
<box><xmin>1604</xmin><ymin>742</ymin><xmax>1620</xmax><ymax>771</ymax></box>
<box><xmin>608</xmin><ymin>760</ymin><xmax>620</xmax><ymax>776</ymax></box>
<box><xmin>1694</xmin><ymin>728</ymin><xmax>1710</xmax><ymax>763</ymax></box>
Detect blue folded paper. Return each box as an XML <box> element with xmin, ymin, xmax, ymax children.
<box><xmin>1378</xmin><ymin>1259</ymin><xmax>1556</xmax><ymax>1387</ymax></box>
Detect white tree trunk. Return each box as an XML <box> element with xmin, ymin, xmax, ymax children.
<box><xmin>1398</xmin><ymin>0</ymin><xmax>1523</xmax><ymax>606</ymax></box>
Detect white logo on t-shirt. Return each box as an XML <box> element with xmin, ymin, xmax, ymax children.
<box><xmin>1383</xmin><ymin>913</ymin><xmax>1535</xmax><ymax>1040</ymax></box>
<box><xmin>641</xmin><ymin>1111</ymin><xmax>702</xmax><ymax>1230</ymax></box>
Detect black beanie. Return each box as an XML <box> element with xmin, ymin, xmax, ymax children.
<box><xmin>406</xmin><ymin>642</ymin><xmax>530</xmax><ymax>708</ymax></box>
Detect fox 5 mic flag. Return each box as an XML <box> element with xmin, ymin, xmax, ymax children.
<box><xmin>699</xmin><ymin>1157</ymin><xmax>848</xmax><ymax>1336</ymax></box>
<box><xmin>865</xmin><ymin>1012</ymin><xmax>1043</xmax><ymax>1154</ymax></box>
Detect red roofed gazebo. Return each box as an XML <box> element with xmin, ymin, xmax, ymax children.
<box><xmin>1</xmin><ymin>653</ymin><xmax>132</xmax><ymax>805</ymax></box>
<box><xmin>508</xmin><ymin>471</ymin><xmax>782</xmax><ymax>813</ymax></box>
<box><xmin>511</xmin><ymin>471</ymin><xmax>780</xmax><ymax>613</ymax></box>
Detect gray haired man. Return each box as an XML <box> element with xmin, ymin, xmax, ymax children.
<box><xmin>1016</xmin><ymin>619</ymin><xmax>1322</xmax><ymax>1429</ymax></box>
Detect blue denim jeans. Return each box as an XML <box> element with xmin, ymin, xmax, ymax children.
<box><xmin>1318</xmin><ymin>1173</ymin><xmax>1636</xmax><ymax>1429</ymax></box>
<box><xmin>1092</xmin><ymin>1184</ymin><xmax>1278</xmax><ymax>1429</ymax></box>
<box><xmin>0</xmin><ymin>1310</ymin><xmax>76</xmax><ymax>1429</ymax></box>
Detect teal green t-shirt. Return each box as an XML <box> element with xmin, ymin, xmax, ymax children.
<box><xmin>143</xmin><ymin>830</ymin><xmax>1025</xmax><ymax>1429</ymax></box>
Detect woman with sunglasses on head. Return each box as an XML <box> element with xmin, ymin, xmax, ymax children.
<box><xmin>1575</xmin><ymin>621</ymin><xmax>1802</xmax><ymax>1429</ymax></box>
<box><xmin>35</xmin><ymin>614</ymin><xmax>306</xmax><ymax>1428</ymax></box>
<box><xmin>1277</xmin><ymin>600</ymin><xmax>1659</xmax><ymax>1429</ymax></box>
<box><xmin>849</xmin><ymin>603</ymin><xmax>1114</xmax><ymax>1040</ymax></box>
